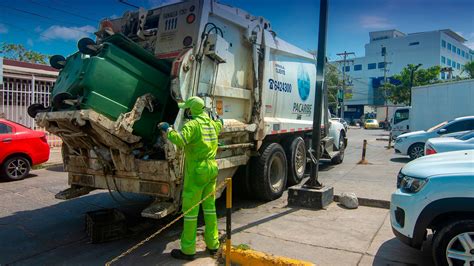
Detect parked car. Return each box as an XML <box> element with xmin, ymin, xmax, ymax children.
<box><xmin>331</xmin><ymin>117</ymin><xmax>348</xmax><ymax>131</ymax></box>
<box><xmin>364</xmin><ymin>119</ymin><xmax>379</xmax><ymax>129</ymax></box>
<box><xmin>425</xmin><ymin>130</ymin><xmax>474</xmax><ymax>155</ymax></box>
<box><xmin>0</xmin><ymin>119</ymin><xmax>50</xmax><ymax>180</ymax></box>
<box><xmin>394</xmin><ymin>116</ymin><xmax>474</xmax><ymax>160</ymax></box>
<box><xmin>391</xmin><ymin>150</ymin><xmax>474</xmax><ymax>265</ymax></box>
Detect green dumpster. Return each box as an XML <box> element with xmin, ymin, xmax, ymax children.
<box><xmin>51</xmin><ymin>34</ymin><xmax>173</xmax><ymax>143</ymax></box>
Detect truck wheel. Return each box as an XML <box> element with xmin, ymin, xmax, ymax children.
<box><xmin>408</xmin><ymin>143</ymin><xmax>424</xmax><ymax>160</ymax></box>
<box><xmin>2</xmin><ymin>156</ymin><xmax>31</xmax><ymax>181</ymax></box>
<box><xmin>282</xmin><ymin>137</ymin><xmax>306</xmax><ymax>186</ymax></box>
<box><xmin>432</xmin><ymin>219</ymin><xmax>474</xmax><ymax>266</ymax></box>
<box><xmin>251</xmin><ymin>143</ymin><xmax>288</xmax><ymax>201</ymax></box>
<box><xmin>331</xmin><ymin>133</ymin><xmax>345</xmax><ymax>165</ymax></box>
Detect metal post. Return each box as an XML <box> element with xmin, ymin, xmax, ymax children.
<box><xmin>358</xmin><ymin>140</ymin><xmax>368</xmax><ymax>165</ymax></box>
<box><xmin>387</xmin><ymin>133</ymin><xmax>392</xmax><ymax>149</ymax></box>
<box><xmin>225</xmin><ymin>177</ymin><xmax>232</xmax><ymax>266</ymax></box>
<box><xmin>304</xmin><ymin>0</ymin><xmax>328</xmax><ymax>189</ymax></box>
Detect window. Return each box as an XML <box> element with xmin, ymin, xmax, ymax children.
<box><xmin>462</xmin><ymin>50</ymin><xmax>465</xmax><ymax>57</ymax></box>
<box><xmin>447</xmin><ymin>58</ymin><xmax>451</xmax><ymax>66</ymax></box>
<box><xmin>0</xmin><ymin>123</ymin><xmax>12</xmax><ymax>134</ymax></box>
<box><xmin>452</xmin><ymin>60</ymin><xmax>456</xmax><ymax>67</ymax></box>
<box><xmin>394</xmin><ymin>109</ymin><xmax>409</xmax><ymax>125</ymax></box>
<box><xmin>378</xmin><ymin>62</ymin><xmax>385</xmax><ymax>69</ymax></box>
<box><xmin>452</xmin><ymin>45</ymin><xmax>457</xmax><ymax>53</ymax></box>
<box><xmin>409</xmin><ymin>42</ymin><xmax>419</xmax><ymax>46</ymax></box>
<box><xmin>457</xmin><ymin>48</ymin><xmax>460</xmax><ymax>55</ymax></box>
<box><xmin>442</xmin><ymin>40</ymin><xmax>446</xmax><ymax>48</ymax></box>
<box><xmin>441</xmin><ymin>56</ymin><xmax>446</xmax><ymax>64</ymax></box>
<box><xmin>343</xmin><ymin>66</ymin><xmax>350</xmax><ymax>72</ymax></box>
<box><xmin>444</xmin><ymin>119</ymin><xmax>474</xmax><ymax>134</ymax></box>
<box><xmin>447</xmin><ymin>43</ymin><xmax>452</xmax><ymax>50</ymax></box>
<box><xmin>441</xmin><ymin>72</ymin><xmax>445</xmax><ymax>79</ymax></box>
<box><xmin>368</xmin><ymin>63</ymin><xmax>376</xmax><ymax>70</ymax></box>
<box><xmin>354</xmin><ymin>64</ymin><xmax>362</xmax><ymax>71</ymax></box>
<box><xmin>457</xmin><ymin>63</ymin><xmax>460</xmax><ymax>70</ymax></box>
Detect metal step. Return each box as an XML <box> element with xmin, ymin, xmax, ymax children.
<box><xmin>141</xmin><ymin>201</ymin><xmax>177</xmax><ymax>219</ymax></box>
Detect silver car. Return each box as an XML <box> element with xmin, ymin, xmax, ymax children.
<box><xmin>425</xmin><ymin>130</ymin><xmax>474</xmax><ymax>155</ymax></box>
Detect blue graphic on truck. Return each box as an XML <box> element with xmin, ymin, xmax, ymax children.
<box><xmin>297</xmin><ymin>64</ymin><xmax>310</xmax><ymax>101</ymax></box>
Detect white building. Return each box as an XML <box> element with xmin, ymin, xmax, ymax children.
<box><xmin>337</xmin><ymin>29</ymin><xmax>473</xmax><ymax>122</ymax></box>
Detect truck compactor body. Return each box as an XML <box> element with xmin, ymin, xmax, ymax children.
<box><xmin>33</xmin><ymin>0</ymin><xmax>347</xmax><ymax>219</ymax></box>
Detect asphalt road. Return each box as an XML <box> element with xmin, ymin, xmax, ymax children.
<box><xmin>0</xmin><ymin>128</ymin><xmax>430</xmax><ymax>265</ymax></box>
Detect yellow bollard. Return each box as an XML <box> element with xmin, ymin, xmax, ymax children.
<box><xmin>225</xmin><ymin>177</ymin><xmax>232</xmax><ymax>266</ymax></box>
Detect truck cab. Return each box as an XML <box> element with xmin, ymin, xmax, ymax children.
<box><xmin>391</xmin><ymin>107</ymin><xmax>410</xmax><ymax>139</ymax></box>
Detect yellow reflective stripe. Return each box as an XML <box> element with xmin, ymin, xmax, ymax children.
<box><xmin>202</xmin><ymin>133</ymin><xmax>216</xmax><ymax>137</ymax></box>
<box><xmin>204</xmin><ymin>138</ymin><xmax>217</xmax><ymax>142</ymax></box>
<box><xmin>202</xmin><ymin>209</ymin><xmax>215</xmax><ymax>212</ymax></box>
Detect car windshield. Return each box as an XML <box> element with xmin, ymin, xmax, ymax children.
<box><xmin>427</xmin><ymin>121</ymin><xmax>448</xmax><ymax>132</ymax></box>
<box><xmin>366</xmin><ymin>119</ymin><xmax>375</xmax><ymax>123</ymax></box>
<box><xmin>456</xmin><ymin>131</ymin><xmax>474</xmax><ymax>140</ymax></box>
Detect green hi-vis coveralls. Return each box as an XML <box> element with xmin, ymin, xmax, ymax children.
<box><xmin>167</xmin><ymin>102</ymin><xmax>223</xmax><ymax>255</ymax></box>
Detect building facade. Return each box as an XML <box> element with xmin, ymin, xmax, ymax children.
<box><xmin>0</xmin><ymin>58</ymin><xmax>61</xmax><ymax>146</ymax></box>
<box><xmin>337</xmin><ymin>29</ymin><xmax>473</xmax><ymax>122</ymax></box>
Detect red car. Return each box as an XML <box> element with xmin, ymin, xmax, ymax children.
<box><xmin>0</xmin><ymin>119</ymin><xmax>50</xmax><ymax>180</ymax></box>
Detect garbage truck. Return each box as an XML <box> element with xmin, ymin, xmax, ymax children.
<box><xmin>30</xmin><ymin>0</ymin><xmax>347</xmax><ymax>219</ymax></box>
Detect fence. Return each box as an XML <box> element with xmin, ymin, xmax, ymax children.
<box><xmin>1</xmin><ymin>74</ymin><xmax>62</xmax><ymax>147</ymax></box>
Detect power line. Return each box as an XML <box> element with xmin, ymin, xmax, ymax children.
<box><xmin>27</xmin><ymin>0</ymin><xmax>99</xmax><ymax>23</ymax></box>
<box><xmin>0</xmin><ymin>3</ymin><xmax>94</xmax><ymax>34</ymax></box>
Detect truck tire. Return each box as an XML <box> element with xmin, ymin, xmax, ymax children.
<box><xmin>251</xmin><ymin>143</ymin><xmax>288</xmax><ymax>201</ymax></box>
<box><xmin>432</xmin><ymin>219</ymin><xmax>474</xmax><ymax>266</ymax></box>
<box><xmin>282</xmin><ymin>136</ymin><xmax>306</xmax><ymax>186</ymax></box>
<box><xmin>1</xmin><ymin>156</ymin><xmax>31</xmax><ymax>181</ymax></box>
<box><xmin>331</xmin><ymin>133</ymin><xmax>345</xmax><ymax>165</ymax></box>
<box><xmin>408</xmin><ymin>143</ymin><xmax>425</xmax><ymax>160</ymax></box>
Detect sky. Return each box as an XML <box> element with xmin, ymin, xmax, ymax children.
<box><xmin>0</xmin><ymin>0</ymin><xmax>473</xmax><ymax>62</ymax></box>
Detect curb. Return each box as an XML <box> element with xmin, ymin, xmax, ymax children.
<box><xmin>334</xmin><ymin>195</ymin><xmax>390</xmax><ymax>209</ymax></box>
<box><xmin>223</xmin><ymin>246</ymin><xmax>314</xmax><ymax>266</ymax></box>
<box><xmin>32</xmin><ymin>163</ymin><xmax>63</xmax><ymax>170</ymax></box>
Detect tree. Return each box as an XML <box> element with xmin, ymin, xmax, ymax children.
<box><xmin>325</xmin><ymin>63</ymin><xmax>346</xmax><ymax>114</ymax></box>
<box><xmin>0</xmin><ymin>43</ymin><xmax>49</xmax><ymax>64</ymax></box>
<box><xmin>388</xmin><ymin>64</ymin><xmax>441</xmax><ymax>105</ymax></box>
<box><xmin>462</xmin><ymin>61</ymin><xmax>474</xmax><ymax>79</ymax></box>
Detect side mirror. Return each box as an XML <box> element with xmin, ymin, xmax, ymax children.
<box><xmin>78</xmin><ymin>38</ymin><xmax>100</xmax><ymax>55</ymax></box>
<box><xmin>438</xmin><ymin>128</ymin><xmax>447</xmax><ymax>134</ymax></box>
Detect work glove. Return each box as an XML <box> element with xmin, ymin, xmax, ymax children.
<box><xmin>158</xmin><ymin>122</ymin><xmax>170</xmax><ymax>132</ymax></box>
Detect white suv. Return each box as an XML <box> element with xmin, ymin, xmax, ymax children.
<box><xmin>391</xmin><ymin>150</ymin><xmax>474</xmax><ymax>265</ymax></box>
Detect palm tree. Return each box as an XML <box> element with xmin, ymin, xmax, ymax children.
<box><xmin>462</xmin><ymin>61</ymin><xmax>474</xmax><ymax>79</ymax></box>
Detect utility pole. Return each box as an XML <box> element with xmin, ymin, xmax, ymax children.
<box><xmin>288</xmin><ymin>0</ymin><xmax>333</xmax><ymax>210</ymax></box>
<box><xmin>336</xmin><ymin>51</ymin><xmax>354</xmax><ymax>119</ymax></box>
<box><xmin>381</xmin><ymin>46</ymin><xmax>391</xmax><ymax>128</ymax></box>
<box><xmin>408</xmin><ymin>63</ymin><xmax>422</xmax><ymax>105</ymax></box>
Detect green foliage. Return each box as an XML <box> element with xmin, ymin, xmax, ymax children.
<box><xmin>325</xmin><ymin>63</ymin><xmax>340</xmax><ymax>106</ymax></box>
<box><xmin>388</xmin><ymin>64</ymin><xmax>441</xmax><ymax>105</ymax></box>
<box><xmin>0</xmin><ymin>43</ymin><xmax>48</xmax><ymax>64</ymax></box>
<box><xmin>462</xmin><ymin>61</ymin><xmax>474</xmax><ymax>78</ymax></box>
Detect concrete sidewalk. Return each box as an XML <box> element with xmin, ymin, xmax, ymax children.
<box><xmin>218</xmin><ymin>197</ymin><xmax>433</xmax><ymax>265</ymax></box>
<box><xmin>318</xmin><ymin>128</ymin><xmax>408</xmax><ymax>204</ymax></box>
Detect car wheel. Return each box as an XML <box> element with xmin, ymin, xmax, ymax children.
<box><xmin>282</xmin><ymin>136</ymin><xmax>306</xmax><ymax>186</ymax></box>
<box><xmin>2</xmin><ymin>156</ymin><xmax>31</xmax><ymax>181</ymax></box>
<box><xmin>408</xmin><ymin>143</ymin><xmax>425</xmax><ymax>160</ymax></box>
<box><xmin>331</xmin><ymin>133</ymin><xmax>345</xmax><ymax>165</ymax></box>
<box><xmin>250</xmin><ymin>143</ymin><xmax>288</xmax><ymax>201</ymax></box>
<box><xmin>432</xmin><ymin>219</ymin><xmax>474</xmax><ymax>266</ymax></box>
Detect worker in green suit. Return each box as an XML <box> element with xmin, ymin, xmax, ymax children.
<box><xmin>158</xmin><ymin>96</ymin><xmax>223</xmax><ymax>261</ymax></box>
